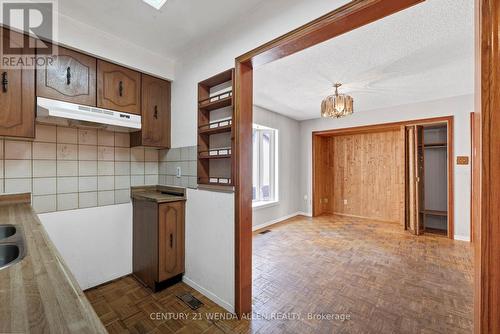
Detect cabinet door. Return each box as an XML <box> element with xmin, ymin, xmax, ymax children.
<box><xmin>132</xmin><ymin>74</ymin><xmax>171</xmax><ymax>148</ymax></box>
<box><xmin>0</xmin><ymin>29</ymin><xmax>35</xmax><ymax>138</ymax></box>
<box><xmin>37</xmin><ymin>45</ymin><xmax>96</xmax><ymax>106</ymax></box>
<box><xmin>97</xmin><ymin>60</ymin><xmax>141</xmax><ymax>115</ymax></box>
<box><xmin>158</xmin><ymin>201</ymin><xmax>185</xmax><ymax>282</ymax></box>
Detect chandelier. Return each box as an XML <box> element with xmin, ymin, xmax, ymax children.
<box><xmin>321</xmin><ymin>83</ymin><xmax>354</xmax><ymax>118</ymax></box>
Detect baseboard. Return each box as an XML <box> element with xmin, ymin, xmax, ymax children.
<box><xmin>252</xmin><ymin>211</ymin><xmax>306</xmax><ymax>231</ymax></box>
<box><xmin>454</xmin><ymin>235</ymin><xmax>471</xmax><ymax>242</ymax></box>
<box><xmin>182</xmin><ymin>276</ymin><xmax>234</xmax><ymax>313</ymax></box>
<box><xmin>297</xmin><ymin>211</ymin><xmax>312</xmax><ymax>217</ymax></box>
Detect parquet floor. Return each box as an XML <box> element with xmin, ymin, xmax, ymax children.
<box><xmin>86</xmin><ymin>215</ymin><xmax>473</xmax><ymax>333</ymax></box>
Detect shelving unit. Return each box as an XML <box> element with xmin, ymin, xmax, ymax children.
<box><xmin>197</xmin><ymin>69</ymin><xmax>235</xmax><ymax>191</ymax></box>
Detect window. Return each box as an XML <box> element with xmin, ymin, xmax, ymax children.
<box><xmin>253</xmin><ymin>124</ymin><xmax>278</xmax><ymax>207</ymax></box>
<box><xmin>142</xmin><ymin>0</ymin><xmax>167</xmax><ymax>10</ymax></box>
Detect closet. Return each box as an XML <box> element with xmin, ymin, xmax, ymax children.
<box><xmin>405</xmin><ymin>124</ymin><xmax>449</xmax><ymax>236</ymax></box>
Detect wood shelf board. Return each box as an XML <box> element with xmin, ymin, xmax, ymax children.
<box><xmin>198</xmin><ymin>154</ymin><xmax>232</xmax><ymax>160</ymax></box>
<box><xmin>198</xmin><ymin>69</ymin><xmax>233</xmax><ymax>88</ymax></box>
<box><xmin>198</xmin><ymin>96</ymin><xmax>232</xmax><ymax>111</ymax></box>
<box><xmin>198</xmin><ymin>124</ymin><xmax>233</xmax><ymax>135</ymax></box>
<box><xmin>420</xmin><ymin>209</ymin><xmax>448</xmax><ymax>216</ymax></box>
<box><xmin>197</xmin><ymin>183</ymin><xmax>235</xmax><ymax>193</ymax></box>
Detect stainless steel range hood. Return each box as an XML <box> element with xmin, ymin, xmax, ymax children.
<box><xmin>36</xmin><ymin>97</ymin><xmax>142</xmax><ymax>132</ymax></box>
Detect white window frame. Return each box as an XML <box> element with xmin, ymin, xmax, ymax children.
<box><xmin>252</xmin><ymin>124</ymin><xmax>279</xmax><ymax>208</ymax></box>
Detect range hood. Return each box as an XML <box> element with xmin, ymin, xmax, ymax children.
<box><xmin>36</xmin><ymin>97</ymin><xmax>142</xmax><ymax>132</ymax></box>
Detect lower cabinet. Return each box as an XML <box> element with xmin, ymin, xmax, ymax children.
<box><xmin>132</xmin><ymin>199</ymin><xmax>185</xmax><ymax>291</ymax></box>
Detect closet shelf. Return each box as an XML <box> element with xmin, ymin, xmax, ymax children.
<box><xmin>420</xmin><ymin>209</ymin><xmax>447</xmax><ymax>216</ymax></box>
<box><xmin>423</xmin><ymin>143</ymin><xmax>447</xmax><ymax>148</ymax></box>
<box><xmin>198</xmin><ymin>119</ymin><xmax>232</xmax><ymax>135</ymax></box>
<box><xmin>198</xmin><ymin>148</ymin><xmax>232</xmax><ymax>160</ymax></box>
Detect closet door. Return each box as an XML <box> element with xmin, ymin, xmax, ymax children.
<box><xmin>405</xmin><ymin>125</ymin><xmax>425</xmax><ymax>235</ymax></box>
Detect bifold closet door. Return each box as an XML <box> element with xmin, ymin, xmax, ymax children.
<box><xmin>405</xmin><ymin>126</ymin><xmax>425</xmax><ymax>235</ymax></box>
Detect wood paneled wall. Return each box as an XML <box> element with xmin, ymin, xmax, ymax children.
<box><xmin>314</xmin><ymin>129</ymin><xmax>405</xmax><ymax>223</ymax></box>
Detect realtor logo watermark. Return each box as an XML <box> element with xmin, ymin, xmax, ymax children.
<box><xmin>1</xmin><ymin>0</ymin><xmax>58</xmax><ymax>69</ymax></box>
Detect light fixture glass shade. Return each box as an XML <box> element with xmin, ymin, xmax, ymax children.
<box><xmin>321</xmin><ymin>83</ymin><xmax>354</xmax><ymax>118</ymax></box>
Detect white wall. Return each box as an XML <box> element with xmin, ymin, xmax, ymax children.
<box><xmin>252</xmin><ymin>106</ymin><xmax>301</xmax><ymax>229</ymax></box>
<box><xmin>299</xmin><ymin>94</ymin><xmax>473</xmax><ymax>240</ymax></box>
<box><xmin>183</xmin><ymin>189</ymin><xmax>235</xmax><ymax>312</ymax></box>
<box><xmin>38</xmin><ymin>204</ymin><xmax>133</xmax><ymax>290</ymax></box>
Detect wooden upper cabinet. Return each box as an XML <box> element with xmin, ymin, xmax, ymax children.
<box><xmin>158</xmin><ymin>201</ymin><xmax>185</xmax><ymax>282</ymax></box>
<box><xmin>131</xmin><ymin>74</ymin><xmax>171</xmax><ymax>148</ymax></box>
<box><xmin>97</xmin><ymin>60</ymin><xmax>141</xmax><ymax>115</ymax></box>
<box><xmin>36</xmin><ymin>45</ymin><xmax>96</xmax><ymax>106</ymax></box>
<box><xmin>0</xmin><ymin>29</ymin><xmax>35</xmax><ymax>138</ymax></box>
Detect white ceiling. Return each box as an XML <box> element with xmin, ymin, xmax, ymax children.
<box><xmin>254</xmin><ymin>0</ymin><xmax>474</xmax><ymax>121</ymax></box>
<box><xmin>57</xmin><ymin>0</ymin><xmax>268</xmax><ymax>60</ymax></box>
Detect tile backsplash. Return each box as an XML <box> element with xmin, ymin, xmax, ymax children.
<box><xmin>158</xmin><ymin>146</ymin><xmax>197</xmax><ymax>189</ymax></box>
<box><xmin>0</xmin><ymin>124</ymin><xmax>159</xmax><ymax>214</ymax></box>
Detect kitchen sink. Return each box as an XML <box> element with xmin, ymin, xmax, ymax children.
<box><xmin>0</xmin><ymin>244</ymin><xmax>20</xmax><ymax>268</ymax></box>
<box><xmin>0</xmin><ymin>225</ymin><xmax>16</xmax><ymax>240</ymax></box>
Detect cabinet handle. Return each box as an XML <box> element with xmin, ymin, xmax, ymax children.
<box><xmin>119</xmin><ymin>81</ymin><xmax>123</xmax><ymax>97</ymax></box>
<box><xmin>66</xmin><ymin>67</ymin><xmax>71</xmax><ymax>85</ymax></box>
<box><xmin>169</xmin><ymin>233</ymin><xmax>173</xmax><ymax>248</ymax></box>
<box><xmin>2</xmin><ymin>72</ymin><xmax>8</xmax><ymax>93</ymax></box>
<box><xmin>154</xmin><ymin>105</ymin><xmax>158</xmax><ymax>119</ymax></box>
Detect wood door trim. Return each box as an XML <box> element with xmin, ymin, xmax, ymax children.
<box><xmin>311</xmin><ymin>116</ymin><xmax>454</xmax><ymax>239</ymax></box>
<box><xmin>234</xmin><ymin>0</ymin><xmax>425</xmax><ymax>317</ymax></box>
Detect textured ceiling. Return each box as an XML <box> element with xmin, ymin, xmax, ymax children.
<box><xmin>254</xmin><ymin>0</ymin><xmax>474</xmax><ymax>121</ymax></box>
<box><xmin>57</xmin><ymin>0</ymin><xmax>268</xmax><ymax>59</ymax></box>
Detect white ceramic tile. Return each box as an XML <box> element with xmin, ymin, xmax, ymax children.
<box><xmin>180</xmin><ymin>176</ymin><xmax>189</xmax><ymax>187</ymax></box>
<box><xmin>131</xmin><ymin>175</ymin><xmax>145</xmax><ymax>187</ymax></box>
<box><xmin>0</xmin><ymin>179</ymin><xmax>4</xmax><ymax>194</ymax></box>
<box><xmin>131</xmin><ymin>162</ymin><xmax>145</xmax><ymax>175</ymax></box>
<box><xmin>33</xmin><ymin>160</ymin><xmax>57</xmax><ymax>178</ymax></box>
<box><xmin>5</xmin><ymin>140</ymin><xmax>32</xmax><ymax>159</ymax></box>
<box><xmin>115</xmin><ymin>175</ymin><xmax>130</xmax><ymax>189</ymax></box>
<box><xmin>158</xmin><ymin>175</ymin><xmax>166</xmax><ymax>185</ymax></box>
<box><xmin>78</xmin><ymin>129</ymin><xmax>98</xmax><ymax>145</ymax></box>
<box><xmin>35</xmin><ymin>124</ymin><xmax>57</xmax><ymax>142</ymax></box>
<box><xmin>0</xmin><ymin>160</ymin><xmax>3</xmax><ymax>178</ymax></box>
<box><xmin>166</xmin><ymin>163</ymin><xmax>178</xmax><ymax>176</ymax></box>
<box><xmin>98</xmin><ymin>176</ymin><xmax>114</xmax><ymax>191</ymax></box>
<box><xmin>33</xmin><ymin>142</ymin><xmax>57</xmax><ymax>160</ymax></box>
<box><xmin>79</xmin><ymin>176</ymin><xmax>97</xmax><ymax>192</ymax></box>
<box><xmin>78</xmin><ymin>145</ymin><xmax>97</xmax><ymax>160</ymax></box>
<box><xmin>115</xmin><ymin>162</ymin><xmax>131</xmax><ymax>176</ymax></box>
<box><xmin>57</xmin><ymin>161</ymin><xmax>78</xmax><ymax>177</ymax></box>
<box><xmin>5</xmin><ymin>178</ymin><xmax>32</xmax><ymax>193</ymax></box>
<box><xmin>145</xmin><ymin>174</ymin><xmax>158</xmax><ymax>186</ymax></box>
<box><xmin>114</xmin><ymin>189</ymin><xmax>130</xmax><ymax>204</ymax></box>
<box><xmin>33</xmin><ymin>177</ymin><xmax>56</xmax><ymax>195</ymax></box>
<box><xmin>98</xmin><ymin>146</ymin><xmax>114</xmax><ymax>161</ymax></box>
<box><xmin>131</xmin><ymin>147</ymin><xmax>145</xmax><ymax>162</ymax></box>
<box><xmin>145</xmin><ymin>149</ymin><xmax>159</xmax><ymax>162</ymax></box>
<box><xmin>180</xmin><ymin>147</ymin><xmax>191</xmax><ymax>161</ymax></box>
<box><xmin>159</xmin><ymin>162</ymin><xmax>168</xmax><ymax>174</ymax></box>
<box><xmin>79</xmin><ymin>192</ymin><xmax>97</xmax><ymax>209</ymax></box>
<box><xmin>98</xmin><ymin>161</ymin><xmax>115</xmax><ymax>176</ymax></box>
<box><xmin>166</xmin><ymin>148</ymin><xmax>181</xmax><ymax>162</ymax></box>
<box><xmin>57</xmin><ymin>193</ymin><xmax>78</xmax><ymax>211</ymax></box>
<box><xmin>78</xmin><ymin>161</ymin><xmax>97</xmax><ymax>176</ymax></box>
<box><xmin>98</xmin><ymin>190</ymin><xmax>115</xmax><ymax>206</ymax></box>
<box><xmin>114</xmin><ymin>132</ymin><xmax>130</xmax><ymax>148</ymax></box>
<box><xmin>188</xmin><ymin>161</ymin><xmax>197</xmax><ymax>177</ymax></box>
<box><xmin>165</xmin><ymin>175</ymin><xmax>175</xmax><ymax>185</ymax></box>
<box><xmin>114</xmin><ymin>147</ymin><xmax>130</xmax><ymax>161</ymax></box>
<box><xmin>57</xmin><ymin>144</ymin><xmax>78</xmax><ymax>160</ymax></box>
<box><xmin>188</xmin><ymin>176</ymin><xmax>198</xmax><ymax>189</ymax></box>
<box><xmin>5</xmin><ymin>160</ymin><xmax>32</xmax><ymax>178</ymax></box>
<box><xmin>98</xmin><ymin>130</ymin><xmax>114</xmax><ymax>146</ymax></box>
<box><xmin>57</xmin><ymin>177</ymin><xmax>78</xmax><ymax>194</ymax></box>
<box><xmin>57</xmin><ymin>127</ymin><xmax>78</xmax><ymax>144</ymax></box>
<box><xmin>145</xmin><ymin>162</ymin><xmax>158</xmax><ymax>175</ymax></box>
<box><xmin>33</xmin><ymin>195</ymin><xmax>56</xmax><ymax>213</ymax></box>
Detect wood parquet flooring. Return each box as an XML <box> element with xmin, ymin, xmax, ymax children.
<box><xmin>86</xmin><ymin>214</ymin><xmax>473</xmax><ymax>333</ymax></box>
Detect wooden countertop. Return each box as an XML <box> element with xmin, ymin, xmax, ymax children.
<box><xmin>131</xmin><ymin>185</ymin><xmax>187</xmax><ymax>203</ymax></box>
<box><xmin>0</xmin><ymin>193</ymin><xmax>106</xmax><ymax>333</ymax></box>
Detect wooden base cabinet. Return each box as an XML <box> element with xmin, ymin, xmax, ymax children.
<box><xmin>132</xmin><ymin>199</ymin><xmax>185</xmax><ymax>291</ymax></box>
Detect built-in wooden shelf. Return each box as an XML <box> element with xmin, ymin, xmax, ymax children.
<box><xmin>423</xmin><ymin>142</ymin><xmax>447</xmax><ymax>148</ymax></box>
<box><xmin>420</xmin><ymin>209</ymin><xmax>448</xmax><ymax>216</ymax></box>
<box><xmin>197</xmin><ymin>68</ymin><xmax>235</xmax><ymax>191</ymax></box>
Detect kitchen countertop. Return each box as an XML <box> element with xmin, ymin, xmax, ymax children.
<box><xmin>131</xmin><ymin>185</ymin><xmax>187</xmax><ymax>203</ymax></box>
<box><xmin>0</xmin><ymin>193</ymin><xmax>106</xmax><ymax>333</ymax></box>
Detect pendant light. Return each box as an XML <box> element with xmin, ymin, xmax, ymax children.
<box><xmin>321</xmin><ymin>83</ymin><xmax>354</xmax><ymax>118</ymax></box>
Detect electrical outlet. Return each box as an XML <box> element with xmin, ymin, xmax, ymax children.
<box><xmin>344</xmin><ymin>199</ymin><xmax>348</xmax><ymax>205</ymax></box>
<box><xmin>176</xmin><ymin>166</ymin><xmax>182</xmax><ymax>178</ymax></box>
